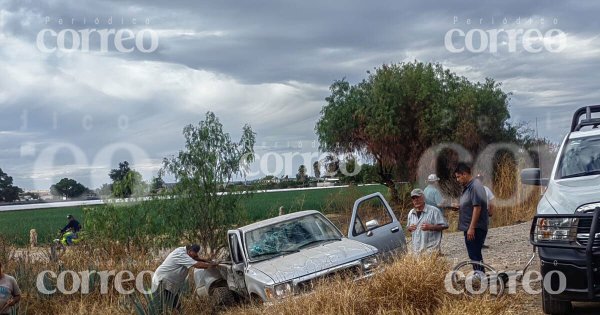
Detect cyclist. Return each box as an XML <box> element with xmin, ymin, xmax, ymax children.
<box><xmin>60</xmin><ymin>214</ymin><xmax>81</xmax><ymax>245</ymax></box>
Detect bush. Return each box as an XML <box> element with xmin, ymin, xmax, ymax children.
<box><xmin>83</xmin><ymin>199</ymin><xmax>180</xmax><ymax>250</ymax></box>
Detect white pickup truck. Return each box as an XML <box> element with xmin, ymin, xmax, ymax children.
<box><xmin>194</xmin><ymin>192</ymin><xmax>407</xmax><ymax>304</ymax></box>
<box><xmin>525</xmin><ymin>105</ymin><xmax>600</xmax><ymax>314</ymax></box>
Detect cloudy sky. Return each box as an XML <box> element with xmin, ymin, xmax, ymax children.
<box><xmin>1</xmin><ymin>0</ymin><xmax>599</xmax><ymax>190</ymax></box>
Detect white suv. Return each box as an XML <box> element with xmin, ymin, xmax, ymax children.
<box><xmin>523</xmin><ymin>105</ymin><xmax>600</xmax><ymax>315</ymax></box>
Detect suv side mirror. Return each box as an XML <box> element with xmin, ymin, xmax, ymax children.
<box><xmin>520</xmin><ymin>168</ymin><xmax>549</xmax><ymax>186</ymax></box>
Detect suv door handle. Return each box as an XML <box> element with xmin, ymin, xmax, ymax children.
<box><xmin>391</xmin><ymin>227</ymin><xmax>400</xmax><ymax>233</ymax></box>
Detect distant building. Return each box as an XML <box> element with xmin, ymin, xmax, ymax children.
<box><xmin>260</xmin><ymin>177</ymin><xmax>280</xmax><ymax>184</ymax></box>
<box><xmin>26</xmin><ymin>189</ymin><xmax>54</xmax><ymax>201</ymax></box>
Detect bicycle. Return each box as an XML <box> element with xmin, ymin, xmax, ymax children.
<box><xmin>449</xmin><ymin>249</ymin><xmax>537</xmax><ymax>297</ymax></box>
<box><xmin>49</xmin><ymin>230</ymin><xmax>83</xmax><ymax>262</ymax></box>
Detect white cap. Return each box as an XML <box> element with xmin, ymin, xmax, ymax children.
<box><xmin>427</xmin><ymin>174</ymin><xmax>440</xmax><ymax>182</ymax></box>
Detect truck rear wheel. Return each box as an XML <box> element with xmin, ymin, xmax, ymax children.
<box><xmin>542</xmin><ymin>289</ymin><xmax>572</xmax><ymax>315</ymax></box>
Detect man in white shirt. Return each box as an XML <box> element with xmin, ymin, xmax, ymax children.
<box><xmin>407</xmin><ymin>189</ymin><xmax>449</xmax><ymax>254</ymax></box>
<box><xmin>476</xmin><ymin>174</ymin><xmax>495</xmax><ymax>249</ymax></box>
<box><xmin>152</xmin><ymin>245</ymin><xmax>217</xmax><ymax>312</ymax></box>
<box><xmin>423</xmin><ymin>174</ymin><xmax>445</xmax><ymax>209</ymax></box>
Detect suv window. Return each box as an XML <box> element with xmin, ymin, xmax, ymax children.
<box><xmin>556</xmin><ymin>134</ymin><xmax>600</xmax><ymax>179</ymax></box>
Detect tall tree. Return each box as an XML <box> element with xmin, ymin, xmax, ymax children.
<box><xmin>316</xmin><ymin>61</ymin><xmax>519</xmax><ymax>203</ymax></box>
<box><xmin>0</xmin><ymin>168</ymin><xmax>22</xmax><ymax>202</ymax></box>
<box><xmin>50</xmin><ymin>178</ymin><xmax>88</xmax><ymax>199</ymax></box>
<box><xmin>162</xmin><ymin>111</ymin><xmax>256</xmax><ymax>255</ymax></box>
<box><xmin>339</xmin><ymin>156</ymin><xmax>361</xmax><ymax>184</ymax></box>
<box><xmin>323</xmin><ymin>154</ymin><xmax>340</xmax><ymax>177</ymax></box>
<box><xmin>109</xmin><ymin>161</ymin><xmax>131</xmax><ymax>182</ymax></box>
<box><xmin>150</xmin><ymin>176</ymin><xmax>165</xmax><ymax>194</ymax></box>
<box><xmin>112</xmin><ymin>170</ymin><xmax>145</xmax><ymax>198</ymax></box>
<box><xmin>296</xmin><ymin>165</ymin><xmax>307</xmax><ymax>183</ymax></box>
<box><xmin>312</xmin><ymin>161</ymin><xmax>321</xmax><ymax>179</ymax></box>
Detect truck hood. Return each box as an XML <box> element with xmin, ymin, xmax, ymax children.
<box><xmin>248</xmin><ymin>238</ymin><xmax>377</xmax><ymax>283</ymax></box>
<box><xmin>541</xmin><ymin>174</ymin><xmax>600</xmax><ymax>214</ymax></box>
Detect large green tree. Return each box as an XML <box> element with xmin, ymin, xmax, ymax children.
<box><xmin>50</xmin><ymin>178</ymin><xmax>88</xmax><ymax>199</ymax></box>
<box><xmin>316</xmin><ymin>61</ymin><xmax>520</xmax><ymax>202</ymax></box>
<box><xmin>109</xmin><ymin>161</ymin><xmax>131</xmax><ymax>182</ymax></box>
<box><xmin>0</xmin><ymin>168</ymin><xmax>23</xmax><ymax>202</ymax></box>
<box><xmin>109</xmin><ymin>161</ymin><xmax>146</xmax><ymax>198</ymax></box>
<box><xmin>161</xmin><ymin>111</ymin><xmax>256</xmax><ymax>255</ymax></box>
<box><xmin>112</xmin><ymin>170</ymin><xmax>146</xmax><ymax>198</ymax></box>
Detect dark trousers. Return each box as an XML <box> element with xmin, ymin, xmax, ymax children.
<box><xmin>152</xmin><ymin>288</ymin><xmax>181</xmax><ymax>311</ymax></box>
<box><xmin>464</xmin><ymin>228</ymin><xmax>487</xmax><ymax>272</ymax></box>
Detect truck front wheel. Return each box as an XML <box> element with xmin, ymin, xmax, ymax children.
<box><xmin>542</xmin><ymin>289</ymin><xmax>572</xmax><ymax>315</ymax></box>
<box><xmin>212</xmin><ymin>286</ymin><xmax>237</xmax><ymax>307</ymax></box>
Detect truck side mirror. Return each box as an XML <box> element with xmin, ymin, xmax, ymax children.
<box><xmin>365</xmin><ymin>219</ymin><xmax>380</xmax><ymax>230</ymax></box>
<box><xmin>520</xmin><ymin>168</ymin><xmax>549</xmax><ymax>186</ymax></box>
<box><xmin>232</xmin><ymin>262</ymin><xmax>245</xmax><ymax>275</ymax></box>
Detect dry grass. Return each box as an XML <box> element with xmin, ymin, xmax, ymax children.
<box><xmin>224</xmin><ymin>254</ymin><xmax>524</xmax><ymax>315</ymax></box>
<box><xmin>1</xmin><ymin>240</ymin><xmax>218</xmax><ymax>315</ymax></box>
<box><xmin>2</xmin><ymin>246</ymin><xmax>531</xmax><ymax>314</ymax></box>
<box><xmin>0</xmin><ymin>160</ymin><xmax>541</xmax><ymax>314</ymax></box>
<box><xmin>487</xmin><ymin>158</ymin><xmax>540</xmax><ymax>228</ymax></box>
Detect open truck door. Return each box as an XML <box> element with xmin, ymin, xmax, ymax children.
<box><xmin>348</xmin><ymin>192</ymin><xmax>406</xmax><ymax>254</ymax></box>
<box><xmin>226</xmin><ymin>230</ymin><xmax>248</xmax><ymax>297</ymax></box>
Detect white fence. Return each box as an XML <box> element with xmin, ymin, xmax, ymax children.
<box><xmin>0</xmin><ymin>184</ymin><xmax>379</xmax><ymax>212</ymax></box>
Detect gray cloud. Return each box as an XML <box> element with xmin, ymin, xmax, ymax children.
<box><xmin>1</xmin><ymin>0</ymin><xmax>600</xmax><ymax>189</ymax></box>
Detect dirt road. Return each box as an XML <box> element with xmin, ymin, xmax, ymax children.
<box><xmin>441</xmin><ymin>221</ymin><xmax>600</xmax><ymax>315</ymax></box>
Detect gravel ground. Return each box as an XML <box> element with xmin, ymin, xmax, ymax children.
<box><xmin>440</xmin><ymin>221</ymin><xmax>536</xmax><ymax>270</ymax></box>
<box><xmin>440</xmin><ymin>221</ymin><xmax>600</xmax><ymax>314</ymax></box>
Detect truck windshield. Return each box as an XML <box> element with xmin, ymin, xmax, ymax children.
<box><xmin>556</xmin><ymin>134</ymin><xmax>600</xmax><ymax>179</ymax></box>
<box><xmin>245</xmin><ymin>214</ymin><xmax>343</xmax><ymax>261</ymax></box>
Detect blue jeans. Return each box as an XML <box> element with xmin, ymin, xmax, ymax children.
<box><xmin>464</xmin><ymin>228</ymin><xmax>487</xmax><ymax>272</ymax></box>
<box><xmin>65</xmin><ymin>232</ymin><xmax>78</xmax><ymax>245</ymax></box>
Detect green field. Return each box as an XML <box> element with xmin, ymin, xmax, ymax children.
<box><xmin>0</xmin><ymin>185</ymin><xmax>388</xmax><ymax>246</ymax></box>
<box><xmin>0</xmin><ymin>206</ymin><xmax>86</xmax><ymax>245</ymax></box>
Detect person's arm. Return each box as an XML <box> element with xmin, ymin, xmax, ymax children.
<box><xmin>435</xmin><ymin>190</ymin><xmax>444</xmax><ymax>209</ymax></box>
<box><xmin>4</xmin><ymin>295</ymin><xmax>20</xmax><ymax>308</ymax></box>
<box><xmin>434</xmin><ymin>209</ymin><xmax>449</xmax><ymax>231</ymax></box>
<box><xmin>422</xmin><ymin>209</ymin><xmax>449</xmax><ymax>231</ymax></box>
<box><xmin>467</xmin><ymin>184</ymin><xmax>486</xmax><ymax>240</ymax></box>
<box><xmin>175</xmin><ymin>250</ymin><xmax>218</xmax><ymax>269</ymax></box>
<box><xmin>5</xmin><ymin>277</ymin><xmax>21</xmax><ymax>309</ymax></box>
<box><xmin>467</xmin><ymin>206</ymin><xmax>481</xmax><ymax>240</ymax></box>
<box><xmin>484</xmin><ymin>187</ymin><xmax>495</xmax><ymax>217</ymax></box>
<box><xmin>425</xmin><ymin>224</ymin><xmax>448</xmax><ymax>232</ymax></box>
<box><xmin>406</xmin><ymin>212</ymin><xmax>416</xmax><ymax>232</ymax></box>
<box><xmin>192</xmin><ymin>261</ymin><xmax>217</xmax><ymax>269</ymax></box>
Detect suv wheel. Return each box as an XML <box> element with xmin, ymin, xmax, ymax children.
<box><xmin>542</xmin><ymin>289</ymin><xmax>572</xmax><ymax>315</ymax></box>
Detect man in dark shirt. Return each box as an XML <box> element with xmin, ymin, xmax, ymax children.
<box><xmin>60</xmin><ymin>214</ymin><xmax>81</xmax><ymax>245</ymax></box>
<box><xmin>454</xmin><ymin>163</ymin><xmax>488</xmax><ymax>274</ymax></box>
